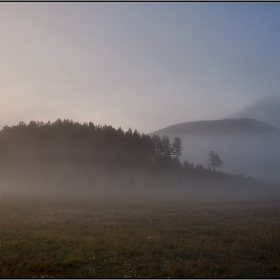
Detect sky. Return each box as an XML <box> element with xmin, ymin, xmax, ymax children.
<box><xmin>1</xmin><ymin>2</ymin><xmax>280</xmax><ymax>133</ymax></box>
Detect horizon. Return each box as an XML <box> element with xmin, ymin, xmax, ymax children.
<box><xmin>1</xmin><ymin>94</ymin><xmax>279</xmax><ymax>135</ymax></box>
<box><xmin>1</xmin><ymin>3</ymin><xmax>280</xmax><ymax>133</ymax></box>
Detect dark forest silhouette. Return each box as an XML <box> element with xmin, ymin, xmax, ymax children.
<box><xmin>0</xmin><ymin>119</ymin><xmax>256</xmax><ymax>195</ymax></box>
<box><xmin>0</xmin><ymin>119</ymin><xmax>184</xmax><ymax>170</ymax></box>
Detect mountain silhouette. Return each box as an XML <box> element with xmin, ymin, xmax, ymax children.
<box><xmin>228</xmin><ymin>96</ymin><xmax>280</xmax><ymax>128</ymax></box>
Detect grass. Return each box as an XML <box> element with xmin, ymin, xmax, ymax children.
<box><xmin>0</xmin><ymin>191</ymin><xmax>280</xmax><ymax>278</ymax></box>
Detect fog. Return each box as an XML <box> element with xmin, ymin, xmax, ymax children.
<box><xmin>1</xmin><ymin>160</ymin><xmax>280</xmax><ymax>206</ymax></box>
<box><xmin>152</xmin><ymin>122</ymin><xmax>280</xmax><ymax>182</ymax></box>
<box><xmin>179</xmin><ymin>133</ymin><xmax>280</xmax><ymax>182</ymax></box>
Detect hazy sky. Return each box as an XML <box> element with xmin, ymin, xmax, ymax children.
<box><xmin>1</xmin><ymin>2</ymin><xmax>280</xmax><ymax>133</ymax></box>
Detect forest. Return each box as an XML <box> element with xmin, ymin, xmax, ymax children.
<box><xmin>0</xmin><ymin>119</ymin><xmax>214</xmax><ymax>174</ymax></box>
<box><xmin>0</xmin><ymin>119</ymin><xmax>268</xmax><ymax>199</ymax></box>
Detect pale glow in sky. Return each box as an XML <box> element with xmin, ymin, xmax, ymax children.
<box><xmin>1</xmin><ymin>2</ymin><xmax>280</xmax><ymax>133</ymax></box>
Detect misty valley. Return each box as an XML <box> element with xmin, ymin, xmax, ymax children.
<box><xmin>1</xmin><ymin>118</ymin><xmax>280</xmax><ymax>278</ymax></box>
<box><xmin>3</xmin><ymin>1</ymin><xmax>280</xmax><ymax>278</ymax></box>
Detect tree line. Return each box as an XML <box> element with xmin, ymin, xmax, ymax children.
<box><xmin>0</xmin><ymin>119</ymin><xmax>226</xmax><ymax>175</ymax></box>
<box><xmin>0</xmin><ymin>119</ymin><xmax>181</xmax><ymax>170</ymax></box>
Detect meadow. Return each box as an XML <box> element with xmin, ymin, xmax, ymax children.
<box><xmin>0</xmin><ymin>191</ymin><xmax>280</xmax><ymax>278</ymax></box>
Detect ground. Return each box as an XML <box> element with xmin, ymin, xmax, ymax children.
<box><xmin>0</xmin><ymin>190</ymin><xmax>280</xmax><ymax>278</ymax></box>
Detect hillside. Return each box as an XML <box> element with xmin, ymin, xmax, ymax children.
<box><xmin>228</xmin><ymin>96</ymin><xmax>280</xmax><ymax>128</ymax></box>
<box><xmin>150</xmin><ymin>118</ymin><xmax>280</xmax><ymax>182</ymax></box>
<box><xmin>150</xmin><ymin>118</ymin><xmax>279</xmax><ymax>137</ymax></box>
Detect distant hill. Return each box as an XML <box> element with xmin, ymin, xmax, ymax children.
<box><xmin>228</xmin><ymin>96</ymin><xmax>280</xmax><ymax>128</ymax></box>
<box><xmin>150</xmin><ymin>118</ymin><xmax>279</xmax><ymax>137</ymax></box>
<box><xmin>150</xmin><ymin>118</ymin><xmax>280</xmax><ymax>182</ymax></box>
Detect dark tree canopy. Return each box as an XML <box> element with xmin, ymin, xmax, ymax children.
<box><xmin>0</xmin><ymin>119</ymin><xmax>184</xmax><ymax>172</ymax></box>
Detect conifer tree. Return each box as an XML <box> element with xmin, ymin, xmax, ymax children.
<box><xmin>172</xmin><ymin>137</ymin><xmax>182</xmax><ymax>158</ymax></box>
<box><xmin>161</xmin><ymin>136</ymin><xmax>172</xmax><ymax>158</ymax></box>
<box><xmin>207</xmin><ymin>151</ymin><xmax>223</xmax><ymax>171</ymax></box>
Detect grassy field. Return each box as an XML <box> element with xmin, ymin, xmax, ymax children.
<box><xmin>0</xmin><ymin>191</ymin><xmax>280</xmax><ymax>278</ymax></box>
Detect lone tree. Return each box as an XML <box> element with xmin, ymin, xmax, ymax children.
<box><xmin>207</xmin><ymin>150</ymin><xmax>223</xmax><ymax>171</ymax></box>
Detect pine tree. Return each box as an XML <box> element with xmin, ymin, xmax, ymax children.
<box><xmin>172</xmin><ymin>137</ymin><xmax>182</xmax><ymax>158</ymax></box>
<box><xmin>207</xmin><ymin>151</ymin><xmax>223</xmax><ymax>171</ymax></box>
<box><xmin>161</xmin><ymin>136</ymin><xmax>172</xmax><ymax>158</ymax></box>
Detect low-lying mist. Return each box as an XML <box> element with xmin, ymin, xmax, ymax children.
<box><xmin>1</xmin><ymin>119</ymin><xmax>280</xmax><ymax>206</ymax></box>
<box><xmin>1</xmin><ymin>161</ymin><xmax>280</xmax><ymax>205</ymax></box>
